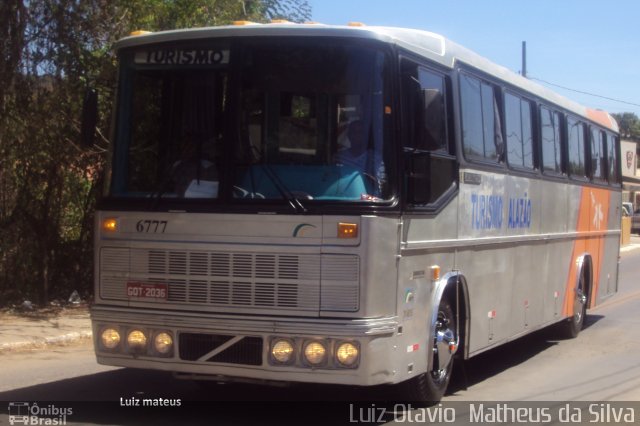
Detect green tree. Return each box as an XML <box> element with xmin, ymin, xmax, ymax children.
<box><xmin>612</xmin><ymin>112</ymin><xmax>640</xmax><ymax>141</ymax></box>
<box><xmin>0</xmin><ymin>0</ymin><xmax>312</xmax><ymax>306</ymax></box>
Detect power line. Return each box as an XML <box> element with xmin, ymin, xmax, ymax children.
<box><xmin>528</xmin><ymin>76</ymin><xmax>640</xmax><ymax>109</ymax></box>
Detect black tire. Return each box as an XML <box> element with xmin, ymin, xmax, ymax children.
<box><xmin>558</xmin><ymin>268</ymin><xmax>588</xmax><ymax>339</ymax></box>
<box><xmin>397</xmin><ymin>297</ymin><xmax>457</xmax><ymax>402</ymax></box>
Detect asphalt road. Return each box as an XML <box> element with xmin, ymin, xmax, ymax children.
<box><xmin>1</xmin><ymin>249</ymin><xmax>639</xmax><ymax>425</ymax></box>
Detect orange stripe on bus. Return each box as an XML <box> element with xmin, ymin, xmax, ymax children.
<box><xmin>563</xmin><ymin>187</ymin><xmax>610</xmax><ymax>316</ymax></box>
<box><xmin>586</xmin><ymin>109</ymin><xmax>618</xmax><ymax>132</ymax></box>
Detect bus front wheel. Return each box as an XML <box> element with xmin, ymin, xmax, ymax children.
<box><xmin>399</xmin><ymin>296</ymin><xmax>457</xmax><ymax>402</ymax></box>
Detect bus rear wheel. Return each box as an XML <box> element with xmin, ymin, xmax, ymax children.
<box><xmin>399</xmin><ymin>297</ymin><xmax>457</xmax><ymax>402</ymax></box>
<box><xmin>559</xmin><ymin>269</ymin><xmax>588</xmax><ymax>339</ymax></box>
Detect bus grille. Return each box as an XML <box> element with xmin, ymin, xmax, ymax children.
<box><xmin>178</xmin><ymin>333</ymin><xmax>263</xmax><ymax>366</ymax></box>
<box><xmin>99</xmin><ymin>248</ymin><xmax>359</xmax><ymax>312</ymax></box>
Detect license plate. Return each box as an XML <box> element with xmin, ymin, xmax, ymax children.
<box><xmin>126</xmin><ymin>282</ymin><xmax>168</xmax><ymax>300</ymax></box>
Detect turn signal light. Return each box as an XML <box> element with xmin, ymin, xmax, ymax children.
<box><xmin>338</xmin><ymin>223</ymin><xmax>358</xmax><ymax>239</ymax></box>
<box><xmin>102</xmin><ymin>218</ymin><xmax>118</xmax><ymax>233</ymax></box>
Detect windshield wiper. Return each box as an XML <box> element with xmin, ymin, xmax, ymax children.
<box><xmin>241</xmin><ymin>145</ymin><xmax>306</xmax><ymax>213</ymax></box>
<box><xmin>148</xmin><ymin>162</ymin><xmax>181</xmax><ymax>210</ymax></box>
<box><xmin>256</xmin><ymin>163</ymin><xmax>307</xmax><ymax>213</ymax></box>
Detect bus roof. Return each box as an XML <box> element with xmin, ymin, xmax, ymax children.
<box><xmin>116</xmin><ymin>23</ymin><xmax>619</xmax><ymax>133</ymax></box>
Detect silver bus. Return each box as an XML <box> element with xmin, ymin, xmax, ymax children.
<box><xmin>89</xmin><ymin>22</ymin><xmax>622</xmax><ymax>401</ymax></box>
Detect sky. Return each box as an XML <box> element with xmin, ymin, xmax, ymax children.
<box><xmin>307</xmin><ymin>0</ymin><xmax>640</xmax><ymax>117</ymax></box>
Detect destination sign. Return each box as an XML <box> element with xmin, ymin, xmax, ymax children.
<box><xmin>134</xmin><ymin>49</ymin><xmax>229</xmax><ymax>66</ymax></box>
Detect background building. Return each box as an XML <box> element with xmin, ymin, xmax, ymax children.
<box><xmin>622</xmin><ymin>140</ymin><xmax>640</xmax><ymax>211</ymax></box>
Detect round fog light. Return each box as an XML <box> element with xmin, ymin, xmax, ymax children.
<box><xmin>154</xmin><ymin>332</ymin><xmax>173</xmax><ymax>355</ymax></box>
<box><xmin>127</xmin><ymin>329</ymin><xmax>147</xmax><ymax>351</ymax></box>
<box><xmin>336</xmin><ymin>342</ymin><xmax>359</xmax><ymax>366</ymax></box>
<box><xmin>271</xmin><ymin>339</ymin><xmax>294</xmax><ymax>363</ymax></box>
<box><xmin>101</xmin><ymin>328</ymin><xmax>120</xmax><ymax>350</ymax></box>
<box><xmin>304</xmin><ymin>341</ymin><xmax>326</xmax><ymax>365</ymax></box>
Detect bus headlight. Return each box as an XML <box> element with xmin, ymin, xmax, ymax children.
<box><xmin>303</xmin><ymin>341</ymin><xmax>327</xmax><ymax>366</ymax></box>
<box><xmin>336</xmin><ymin>342</ymin><xmax>359</xmax><ymax>367</ymax></box>
<box><xmin>100</xmin><ymin>328</ymin><xmax>121</xmax><ymax>350</ymax></box>
<box><xmin>271</xmin><ymin>339</ymin><xmax>295</xmax><ymax>364</ymax></box>
<box><xmin>154</xmin><ymin>332</ymin><xmax>173</xmax><ymax>355</ymax></box>
<box><xmin>127</xmin><ymin>329</ymin><xmax>147</xmax><ymax>352</ymax></box>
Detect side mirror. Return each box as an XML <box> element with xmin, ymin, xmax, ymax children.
<box><xmin>80</xmin><ymin>88</ymin><xmax>98</xmax><ymax>147</ymax></box>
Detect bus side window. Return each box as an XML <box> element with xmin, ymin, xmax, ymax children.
<box><xmin>540</xmin><ymin>106</ymin><xmax>563</xmax><ymax>175</ymax></box>
<box><xmin>460</xmin><ymin>73</ymin><xmax>504</xmax><ymax>163</ymax></box>
<box><xmin>402</xmin><ymin>60</ymin><xmax>456</xmax><ymax>207</ymax></box>
<box><xmin>504</xmin><ymin>92</ymin><xmax>535</xmax><ymax>170</ymax></box>
<box><xmin>606</xmin><ymin>132</ymin><xmax>620</xmax><ymax>185</ymax></box>
<box><xmin>567</xmin><ymin>117</ymin><xmax>587</xmax><ymax>179</ymax></box>
<box><xmin>589</xmin><ymin>127</ymin><xmax>606</xmax><ymax>182</ymax></box>
<box><xmin>415</xmin><ymin>68</ymin><xmax>449</xmax><ymax>152</ymax></box>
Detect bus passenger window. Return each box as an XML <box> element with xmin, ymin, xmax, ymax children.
<box><xmin>590</xmin><ymin>128</ymin><xmax>606</xmax><ymax>182</ymax></box>
<box><xmin>505</xmin><ymin>92</ymin><xmax>534</xmax><ymax>169</ymax></box>
<box><xmin>567</xmin><ymin>117</ymin><xmax>587</xmax><ymax>178</ymax></box>
<box><xmin>541</xmin><ymin>107</ymin><xmax>563</xmax><ymax>174</ymax></box>
<box><xmin>460</xmin><ymin>73</ymin><xmax>503</xmax><ymax>163</ymax></box>
<box><xmin>606</xmin><ymin>133</ymin><xmax>620</xmax><ymax>184</ymax></box>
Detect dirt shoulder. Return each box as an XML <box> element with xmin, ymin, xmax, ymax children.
<box><xmin>0</xmin><ymin>304</ymin><xmax>92</xmax><ymax>353</ymax></box>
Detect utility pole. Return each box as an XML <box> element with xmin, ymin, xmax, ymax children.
<box><xmin>522</xmin><ymin>41</ymin><xmax>527</xmax><ymax>78</ymax></box>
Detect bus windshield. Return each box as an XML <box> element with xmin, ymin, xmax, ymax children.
<box><xmin>110</xmin><ymin>39</ymin><xmax>393</xmax><ymax>206</ymax></box>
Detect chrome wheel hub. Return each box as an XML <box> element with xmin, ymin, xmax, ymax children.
<box><xmin>432</xmin><ymin>316</ymin><xmax>458</xmax><ymax>377</ymax></box>
<box><xmin>574</xmin><ymin>288</ymin><xmax>587</xmax><ymax>323</ymax></box>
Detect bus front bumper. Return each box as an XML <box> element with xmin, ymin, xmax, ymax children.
<box><xmin>91</xmin><ymin>305</ymin><xmax>399</xmax><ymax>387</ymax></box>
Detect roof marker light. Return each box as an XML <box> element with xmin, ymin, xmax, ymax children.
<box><xmin>130</xmin><ymin>30</ymin><xmax>152</xmax><ymax>36</ymax></box>
<box><xmin>348</xmin><ymin>22</ymin><xmax>366</xmax><ymax>27</ymax></box>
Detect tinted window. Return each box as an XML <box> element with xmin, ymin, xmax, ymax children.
<box><xmin>567</xmin><ymin>117</ymin><xmax>586</xmax><ymax>178</ymax></box>
<box><xmin>521</xmin><ymin>101</ymin><xmax>533</xmax><ymax>168</ymax></box>
<box><xmin>236</xmin><ymin>43</ymin><xmax>391</xmax><ymax>201</ymax></box>
<box><xmin>505</xmin><ymin>92</ymin><xmax>534</xmax><ymax>169</ymax></box>
<box><xmin>606</xmin><ymin>132</ymin><xmax>620</xmax><ymax>184</ymax></box>
<box><xmin>401</xmin><ymin>61</ymin><xmax>455</xmax><ymax>207</ymax></box>
<box><xmin>460</xmin><ymin>74</ymin><xmax>503</xmax><ymax>162</ymax></box>
<box><xmin>125</xmin><ymin>69</ymin><xmax>227</xmax><ymax>198</ymax></box>
<box><xmin>590</xmin><ymin>127</ymin><xmax>606</xmax><ymax>181</ymax></box>
<box><xmin>112</xmin><ymin>41</ymin><xmax>394</xmax><ymax>203</ymax></box>
<box><xmin>416</xmin><ymin>68</ymin><xmax>448</xmax><ymax>152</ymax></box>
<box><xmin>540</xmin><ymin>107</ymin><xmax>562</xmax><ymax>174</ymax></box>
